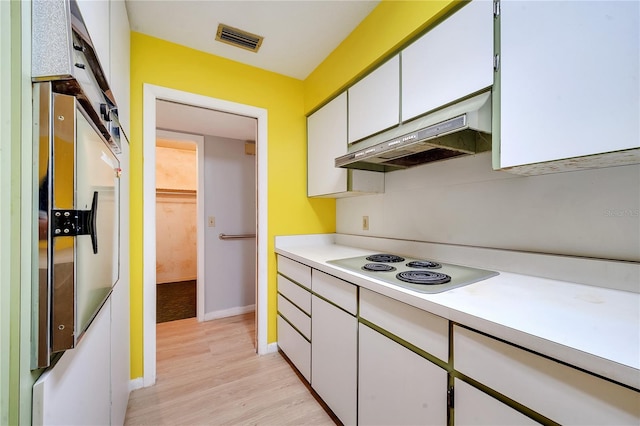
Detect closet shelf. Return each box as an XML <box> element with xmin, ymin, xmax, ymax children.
<box><xmin>156</xmin><ymin>188</ymin><xmax>196</xmax><ymax>196</ymax></box>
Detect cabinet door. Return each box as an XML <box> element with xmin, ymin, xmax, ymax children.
<box><xmin>348</xmin><ymin>55</ymin><xmax>400</xmax><ymax>143</ymax></box>
<box><xmin>498</xmin><ymin>1</ymin><xmax>639</xmax><ymax>168</ymax></box>
<box><xmin>402</xmin><ymin>0</ymin><xmax>493</xmax><ymax>122</ymax></box>
<box><xmin>359</xmin><ymin>323</ymin><xmax>447</xmax><ymax>425</ymax></box>
<box><xmin>33</xmin><ymin>300</ymin><xmax>111</xmax><ymax>425</ymax></box>
<box><xmin>307</xmin><ymin>93</ymin><xmax>348</xmax><ymax>196</ymax></box>
<box><xmin>110</xmin><ymin>280</ymin><xmax>130</xmax><ymax>425</ymax></box>
<box><xmin>311</xmin><ymin>295</ymin><xmax>357</xmax><ymax>425</ymax></box>
<box><xmin>454</xmin><ymin>379</ymin><xmax>539</xmax><ymax>425</ymax></box>
<box><xmin>109</xmin><ymin>0</ymin><xmax>130</xmax><ymax>136</ymax></box>
<box><xmin>76</xmin><ymin>0</ymin><xmax>111</xmax><ymax>81</ymax></box>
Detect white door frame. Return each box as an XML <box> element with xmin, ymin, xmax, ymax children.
<box><xmin>155</xmin><ymin>129</ymin><xmax>205</xmax><ymax>322</ymax></box>
<box><xmin>142</xmin><ymin>84</ymin><xmax>269</xmax><ymax>387</ymax></box>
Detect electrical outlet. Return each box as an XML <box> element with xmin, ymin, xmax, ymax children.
<box><xmin>208</xmin><ymin>216</ymin><xmax>215</xmax><ymax>227</ymax></box>
<box><xmin>362</xmin><ymin>215</ymin><xmax>369</xmax><ymax>231</ymax></box>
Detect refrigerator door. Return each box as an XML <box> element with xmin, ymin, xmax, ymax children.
<box><xmin>74</xmin><ymin>106</ymin><xmax>119</xmax><ymax>335</ymax></box>
<box><xmin>51</xmin><ymin>92</ymin><xmax>77</xmax><ymax>353</ymax></box>
<box><xmin>35</xmin><ymin>88</ymin><xmax>120</xmax><ymax>366</ymax></box>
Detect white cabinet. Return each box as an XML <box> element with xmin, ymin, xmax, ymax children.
<box><xmin>311</xmin><ymin>271</ymin><xmax>357</xmax><ymax>425</ymax></box>
<box><xmin>359</xmin><ymin>324</ymin><xmax>447</xmax><ymax>426</ymax></box>
<box><xmin>496</xmin><ymin>1</ymin><xmax>640</xmax><ymax>174</ymax></box>
<box><xmin>348</xmin><ymin>55</ymin><xmax>400</xmax><ymax>143</ymax></box>
<box><xmin>358</xmin><ymin>288</ymin><xmax>449</xmax><ymax>425</ymax></box>
<box><xmin>276</xmin><ymin>256</ymin><xmax>312</xmax><ymax>382</ymax></box>
<box><xmin>108</xmin><ymin>0</ymin><xmax>130</xmax><ymax>136</ymax></box>
<box><xmin>402</xmin><ymin>0</ymin><xmax>494</xmax><ymax>122</ymax></box>
<box><xmin>77</xmin><ymin>0</ymin><xmax>130</xmax><ymax>136</ymax></box>
<box><xmin>454</xmin><ymin>379</ymin><xmax>538</xmax><ymax>426</ymax></box>
<box><xmin>359</xmin><ymin>288</ymin><xmax>448</xmax><ymax>362</ymax></box>
<box><xmin>110</xmin><ymin>280</ymin><xmax>130</xmax><ymax>425</ymax></box>
<box><xmin>33</xmin><ymin>299</ymin><xmax>112</xmax><ymax>425</ymax></box>
<box><xmin>76</xmin><ymin>0</ymin><xmax>111</xmax><ymax>79</ymax></box>
<box><xmin>454</xmin><ymin>325</ymin><xmax>640</xmax><ymax>425</ymax></box>
<box><xmin>111</xmin><ymin>137</ymin><xmax>130</xmax><ymax>425</ymax></box>
<box><xmin>307</xmin><ymin>93</ymin><xmax>384</xmax><ymax>198</ymax></box>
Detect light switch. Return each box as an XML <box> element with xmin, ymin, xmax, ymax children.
<box><xmin>208</xmin><ymin>216</ymin><xmax>215</xmax><ymax>227</ymax></box>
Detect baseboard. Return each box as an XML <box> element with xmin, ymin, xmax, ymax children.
<box><xmin>204</xmin><ymin>304</ymin><xmax>255</xmax><ymax>321</ymax></box>
<box><xmin>265</xmin><ymin>342</ymin><xmax>279</xmax><ymax>354</ymax></box>
<box><xmin>129</xmin><ymin>377</ymin><xmax>144</xmax><ymax>391</ymax></box>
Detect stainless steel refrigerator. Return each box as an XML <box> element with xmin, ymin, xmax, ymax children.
<box><xmin>31</xmin><ymin>0</ymin><xmax>124</xmax><ymax>369</ymax></box>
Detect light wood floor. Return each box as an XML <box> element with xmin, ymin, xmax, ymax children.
<box><xmin>124</xmin><ymin>313</ymin><xmax>337</xmax><ymax>425</ymax></box>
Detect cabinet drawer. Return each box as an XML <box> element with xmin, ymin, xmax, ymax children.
<box><xmin>360</xmin><ymin>288</ymin><xmax>448</xmax><ymax>362</ymax></box>
<box><xmin>454</xmin><ymin>325</ymin><xmax>640</xmax><ymax>425</ymax></box>
<box><xmin>312</xmin><ymin>270</ymin><xmax>357</xmax><ymax>315</ymax></box>
<box><xmin>277</xmin><ymin>274</ymin><xmax>311</xmax><ymax>314</ymax></box>
<box><xmin>277</xmin><ymin>315</ymin><xmax>311</xmax><ymax>382</ymax></box>
<box><xmin>277</xmin><ymin>255</ymin><xmax>311</xmax><ymax>290</ymax></box>
<box><xmin>277</xmin><ymin>294</ymin><xmax>310</xmax><ymax>340</ymax></box>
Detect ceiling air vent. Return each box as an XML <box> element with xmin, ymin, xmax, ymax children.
<box><xmin>215</xmin><ymin>23</ymin><xmax>263</xmax><ymax>53</ymax></box>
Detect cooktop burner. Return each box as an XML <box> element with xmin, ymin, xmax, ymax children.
<box><xmin>396</xmin><ymin>270</ymin><xmax>451</xmax><ymax>285</ymax></box>
<box><xmin>362</xmin><ymin>263</ymin><xmax>397</xmax><ymax>272</ymax></box>
<box><xmin>405</xmin><ymin>260</ymin><xmax>441</xmax><ymax>269</ymax></box>
<box><xmin>328</xmin><ymin>253</ymin><xmax>498</xmax><ymax>294</ymax></box>
<box><xmin>366</xmin><ymin>254</ymin><xmax>405</xmax><ymax>263</ymax></box>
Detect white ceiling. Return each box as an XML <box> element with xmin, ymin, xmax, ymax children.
<box><xmin>156</xmin><ymin>100</ymin><xmax>258</xmax><ymax>141</ymax></box>
<box><xmin>125</xmin><ymin>0</ymin><xmax>380</xmax><ymax>80</ymax></box>
<box><xmin>130</xmin><ymin>0</ymin><xmax>380</xmax><ymax>142</ymax></box>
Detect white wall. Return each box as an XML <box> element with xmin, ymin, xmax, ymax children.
<box><xmin>337</xmin><ymin>152</ymin><xmax>640</xmax><ymax>263</ymax></box>
<box><xmin>204</xmin><ymin>136</ymin><xmax>256</xmax><ymax>315</ymax></box>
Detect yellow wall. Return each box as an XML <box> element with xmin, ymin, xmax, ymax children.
<box><xmin>129</xmin><ymin>33</ymin><xmax>336</xmax><ymax>378</ymax></box>
<box><xmin>129</xmin><ymin>0</ymin><xmax>459</xmax><ymax>379</ymax></box>
<box><xmin>303</xmin><ymin>0</ymin><xmax>458</xmax><ymax>113</ymax></box>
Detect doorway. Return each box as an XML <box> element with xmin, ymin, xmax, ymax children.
<box><xmin>142</xmin><ymin>84</ymin><xmax>269</xmax><ymax>387</ymax></box>
<box><xmin>155</xmin><ymin>133</ymin><xmax>199</xmax><ymax>323</ymax></box>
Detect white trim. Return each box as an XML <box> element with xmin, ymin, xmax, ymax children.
<box><xmin>265</xmin><ymin>342</ymin><xmax>279</xmax><ymax>354</ymax></box>
<box><xmin>203</xmin><ymin>304</ymin><xmax>255</xmax><ymax>322</ymax></box>
<box><xmin>129</xmin><ymin>378</ymin><xmax>144</xmax><ymax>392</ymax></box>
<box><xmin>155</xmin><ymin>129</ymin><xmax>205</xmax><ymax>322</ymax></box>
<box><xmin>142</xmin><ymin>84</ymin><xmax>269</xmax><ymax>388</ymax></box>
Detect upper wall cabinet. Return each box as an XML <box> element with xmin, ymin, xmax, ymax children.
<box><xmin>495</xmin><ymin>1</ymin><xmax>640</xmax><ymax>175</ymax></box>
<box><xmin>308</xmin><ymin>94</ymin><xmax>384</xmax><ymax>197</ymax></box>
<box><xmin>348</xmin><ymin>55</ymin><xmax>400</xmax><ymax>144</ymax></box>
<box><xmin>76</xmin><ymin>0</ymin><xmax>110</xmax><ymax>78</ymax></box>
<box><xmin>402</xmin><ymin>0</ymin><xmax>494</xmax><ymax>122</ymax></box>
<box><xmin>77</xmin><ymin>0</ymin><xmax>131</xmax><ymax>137</ymax></box>
<box><xmin>109</xmin><ymin>0</ymin><xmax>131</xmax><ymax>136</ymax></box>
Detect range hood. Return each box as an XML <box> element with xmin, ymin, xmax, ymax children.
<box><xmin>335</xmin><ymin>92</ymin><xmax>492</xmax><ymax>172</ymax></box>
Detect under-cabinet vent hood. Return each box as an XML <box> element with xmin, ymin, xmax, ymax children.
<box><xmin>336</xmin><ymin>92</ymin><xmax>492</xmax><ymax>172</ymax></box>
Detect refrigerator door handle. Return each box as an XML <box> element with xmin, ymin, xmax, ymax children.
<box><xmin>51</xmin><ymin>191</ymin><xmax>99</xmax><ymax>254</ymax></box>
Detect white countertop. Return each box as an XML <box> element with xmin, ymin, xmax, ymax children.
<box><xmin>275</xmin><ymin>234</ymin><xmax>640</xmax><ymax>390</ymax></box>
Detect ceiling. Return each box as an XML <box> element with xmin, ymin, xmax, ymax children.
<box><xmin>156</xmin><ymin>100</ymin><xmax>258</xmax><ymax>142</ymax></box>
<box><xmin>125</xmin><ymin>0</ymin><xmax>380</xmax><ymax>80</ymax></box>
<box><xmin>128</xmin><ymin>0</ymin><xmax>380</xmax><ymax>143</ymax></box>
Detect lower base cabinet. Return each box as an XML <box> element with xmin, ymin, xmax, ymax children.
<box><xmin>311</xmin><ymin>295</ymin><xmax>357</xmax><ymax>425</ymax></box>
<box><xmin>277</xmin><ymin>315</ymin><xmax>311</xmax><ymax>382</ymax></box>
<box><xmin>453</xmin><ymin>379</ymin><xmax>538</xmax><ymax>425</ymax></box>
<box><xmin>358</xmin><ymin>323</ymin><xmax>447</xmax><ymax>425</ymax></box>
<box><xmin>453</xmin><ymin>325</ymin><xmax>640</xmax><ymax>425</ymax></box>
